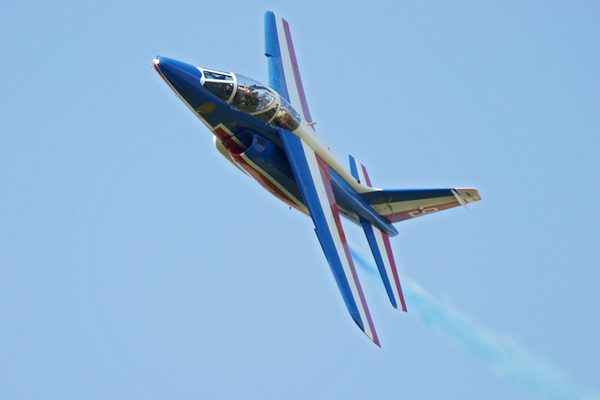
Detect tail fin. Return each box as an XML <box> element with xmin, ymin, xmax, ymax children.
<box><xmin>349</xmin><ymin>156</ymin><xmax>408</xmax><ymax>311</ymax></box>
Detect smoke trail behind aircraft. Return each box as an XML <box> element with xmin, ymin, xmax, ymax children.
<box><xmin>350</xmin><ymin>247</ymin><xmax>598</xmax><ymax>400</ymax></box>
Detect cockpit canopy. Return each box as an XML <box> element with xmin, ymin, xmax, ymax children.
<box><xmin>199</xmin><ymin>68</ymin><xmax>301</xmax><ymax>132</ymax></box>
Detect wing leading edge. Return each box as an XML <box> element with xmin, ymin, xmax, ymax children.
<box><xmin>278</xmin><ymin>128</ymin><xmax>379</xmax><ymax>346</ymax></box>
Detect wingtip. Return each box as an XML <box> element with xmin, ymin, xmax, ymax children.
<box><xmin>355</xmin><ymin>319</ymin><xmax>380</xmax><ymax>347</ymax></box>
<box><xmin>451</xmin><ymin>189</ymin><xmax>470</xmax><ymax>211</ymax></box>
<box><xmin>371</xmin><ymin>331</ymin><xmax>381</xmax><ymax>347</ymax></box>
<box><xmin>393</xmin><ymin>303</ymin><xmax>408</xmax><ymax>313</ymax></box>
<box><xmin>393</xmin><ymin>289</ymin><xmax>408</xmax><ymax>312</ymax></box>
<box><xmin>399</xmin><ymin>294</ymin><xmax>408</xmax><ymax>313</ymax></box>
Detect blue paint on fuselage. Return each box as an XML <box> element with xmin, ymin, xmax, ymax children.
<box><xmin>240</xmin><ymin>134</ymin><xmax>306</xmax><ymax>206</ymax></box>
<box><xmin>155</xmin><ymin>56</ymin><xmax>284</xmax><ymax>150</ymax></box>
<box><xmin>329</xmin><ymin>169</ymin><xmax>398</xmax><ymax>236</ymax></box>
<box><xmin>239</xmin><ymin>130</ymin><xmax>397</xmax><ymax>235</ymax></box>
<box><xmin>155</xmin><ymin>56</ymin><xmax>397</xmax><ymax>235</ymax></box>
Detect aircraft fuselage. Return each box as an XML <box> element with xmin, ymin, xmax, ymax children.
<box><xmin>153</xmin><ymin>56</ymin><xmax>397</xmax><ymax>236</ymax></box>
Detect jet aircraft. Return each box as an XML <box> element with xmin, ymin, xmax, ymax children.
<box><xmin>153</xmin><ymin>11</ymin><xmax>481</xmax><ymax>346</ymax></box>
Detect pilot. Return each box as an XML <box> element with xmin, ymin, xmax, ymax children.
<box><xmin>275</xmin><ymin>105</ymin><xmax>290</xmax><ymax>126</ymax></box>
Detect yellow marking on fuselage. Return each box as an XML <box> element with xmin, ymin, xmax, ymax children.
<box><xmin>195</xmin><ymin>102</ymin><xmax>215</xmax><ymax>114</ymax></box>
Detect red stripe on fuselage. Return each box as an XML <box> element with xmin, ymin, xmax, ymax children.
<box><xmin>213</xmin><ymin>126</ymin><xmax>248</xmax><ymax>155</ymax></box>
<box><xmin>222</xmin><ymin>137</ymin><xmax>246</xmax><ymax>156</ymax></box>
<box><xmin>213</xmin><ymin>127</ymin><xmax>232</xmax><ymax>142</ymax></box>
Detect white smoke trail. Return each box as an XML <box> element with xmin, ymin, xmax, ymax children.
<box><xmin>350</xmin><ymin>247</ymin><xmax>598</xmax><ymax>400</ymax></box>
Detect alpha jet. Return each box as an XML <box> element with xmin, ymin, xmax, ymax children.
<box><xmin>153</xmin><ymin>11</ymin><xmax>481</xmax><ymax>346</ymax></box>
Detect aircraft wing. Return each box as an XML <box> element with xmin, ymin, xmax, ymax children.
<box><xmin>361</xmin><ymin>188</ymin><xmax>482</xmax><ymax>223</ymax></box>
<box><xmin>278</xmin><ymin>128</ymin><xmax>379</xmax><ymax>346</ymax></box>
<box><xmin>264</xmin><ymin>12</ymin><xmax>314</xmax><ymax>124</ymax></box>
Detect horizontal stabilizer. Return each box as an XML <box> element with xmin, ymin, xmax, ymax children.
<box><xmin>361</xmin><ymin>188</ymin><xmax>481</xmax><ymax>222</ymax></box>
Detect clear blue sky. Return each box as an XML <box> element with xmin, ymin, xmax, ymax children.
<box><xmin>1</xmin><ymin>1</ymin><xmax>599</xmax><ymax>399</ymax></box>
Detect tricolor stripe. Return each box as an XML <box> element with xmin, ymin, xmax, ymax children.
<box><xmin>349</xmin><ymin>154</ymin><xmax>372</xmax><ymax>186</ymax></box>
<box><xmin>362</xmin><ymin>222</ymin><xmax>407</xmax><ymax>311</ymax></box>
<box><xmin>279</xmin><ymin>129</ymin><xmax>379</xmax><ymax>346</ymax></box>
<box><xmin>304</xmin><ymin>143</ymin><xmax>378</xmax><ymax>345</ymax></box>
<box><xmin>350</xmin><ymin>155</ymin><xmax>407</xmax><ymax>312</ymax></box>
<box><xmin>266</xmin><ymin>12</ymin><xmax>314</xmax><ymax>126</ymax></box>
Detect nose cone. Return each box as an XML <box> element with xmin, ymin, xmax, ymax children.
<box><xmin>153</xmin><ymin>56</ymin><xmax>207</xmax><ymax>107</ymax></box>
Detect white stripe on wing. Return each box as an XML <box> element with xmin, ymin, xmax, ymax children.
<box><xmin>301</xmin><ymin>140</ymin><xmax>376</xmax><ymax>341</ymax></box>
<box><xmin>372</xmin><ymin>228</ymin><xmax>401</xmax><ymax>306</ymax></box>
<box><xmin>275</xmin><ymin>15</ymin><xmax>304</xmax><ymax>118</ymax></box>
